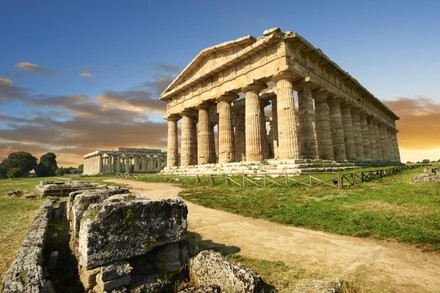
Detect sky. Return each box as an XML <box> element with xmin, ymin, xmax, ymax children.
<box><xmin>1</xmin><ymin>0</ymin><xmax>439</xmax><ymax>166</ymax></box>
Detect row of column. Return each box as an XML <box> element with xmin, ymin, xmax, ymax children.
<box><xmin>166</xmin><ymin>71</ymin><xmax>400</xmax><ymax>167</ymax></box>
<box><xmin>85</xmin><ymin>154</ymin><xmax>165</xmax><ymax>174</ymax></box>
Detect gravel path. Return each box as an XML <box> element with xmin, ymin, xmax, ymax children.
<box><xmin>106</xmin><ymin>179</ymin><xmax>440</xmax><ymax>292</ymax></box>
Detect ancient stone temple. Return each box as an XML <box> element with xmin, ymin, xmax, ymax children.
<box><xmin>83</xmin><ymin>147</ymin><xmax>166</xmax><ymax>175</ymax></box>
<box><xmin>160</xmin><ymin>28</ymin><xmax>401</xmax><ymax>173</ymax></box>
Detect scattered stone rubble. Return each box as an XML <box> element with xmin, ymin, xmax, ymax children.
<box><xmin>189</xmin><ymin>250</ymin><xmax>263</xmax><ymax>292</ymax></box>
<box><xmin>3</xmin><ymin>181</ymin><xmax>270</xmax><ymax>293</ymax></box>
<box><xmin>36</xmin><ymin>180</ymin><xmax>107</xmax><ymax>197</ymax></box>
<box><xmin>412</xmin><ymin>167</ymin><xmax>440</xmax><ymax>183</ymax></box>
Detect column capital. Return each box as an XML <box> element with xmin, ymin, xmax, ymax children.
<box><xmin>196</xmin><ymin>101</ymin><xmax>214</xmax><ymax>110</ymax></box>
<box><xmin>180</xmin><ymin>108</ymin><xmax>197</xmax><ymax>117</ymax></box>
<box><xmin>242</xmin><ymin>80</ymin><xmax>267</xmax><ymax>93</ymax></box>
<box><xmin>165</xmin><ymin>113</ymin><xmax>180</xmax><ymax>122</ymax></box>
<box><xmin>217</xmin><ymin>93</ymin><xmax>238</xmax><ymax>103</ymax></box>
<box><xmin>272</xmin><ymin>70</ymin><xmax>299</xmax><ymax>83</ymax></box>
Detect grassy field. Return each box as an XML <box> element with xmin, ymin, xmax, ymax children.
<box><xmin>1</xmin><ymin>165</ymin><xmax>438</xmax><ymax>291</ymax></box>
<box><xmin>180</xmin><ymin>164</ymin><xmax>440</xmax><ymax>251</ymax></box>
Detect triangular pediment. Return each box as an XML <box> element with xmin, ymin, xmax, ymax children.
<box><xmin>161</xmin><ymin>35</ymin><xmax>256</xmax><ymax>98</ymax></box>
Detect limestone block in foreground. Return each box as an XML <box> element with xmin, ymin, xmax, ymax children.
<box><xmin>67</xmin><ymin>187</ymin><xmax>130</xmax><ymax>236</ymax></box>
<box><xmin>2</xmin><ymin>200</ymin><xmax>52</xmax><ymax>292</ymax></box>
<box><xmin>189</xmin><ymin>250</ymin><xmax>263</xmax><ymax>293</ymax></box>
<box><xmin>78</xmin><ymin>198</ymin><xmax>188</xmax><ymax>269</ymax></box>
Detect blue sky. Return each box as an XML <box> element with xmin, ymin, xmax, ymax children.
<box><xmin>1</xmin><ymin>0</ymin><xmax>439</xmax><ymax>165</ymax></box>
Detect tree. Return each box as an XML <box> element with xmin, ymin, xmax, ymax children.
<box><xmin>1</xmin><ymin>152</ymin><xmax>37</xmax><ymax>178</ymax></box>
<box><xmin>35</xmin><ymin>152</ymin><xmax>58</xmax><ymax>177</ymax></box>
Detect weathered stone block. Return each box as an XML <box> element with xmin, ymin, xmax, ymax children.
<box><xmin>68</xmin><ymin>187</ymin><xmax>130</xmax><ymax>237</ymax></box>
<box><xmin>96</xmin><ymin>272</ymin><xmax>131</xmax><ymax>292</ymax></box>
<box><xmin>78</xmin><ymin>198</ymin><xmax>188</xmax><ymax>269</ymax></box>
<box><xmin>78</xmin><ymin>266</ymin><xmax>100</xmax><ymax>291</ymax></box>
<box><xmin>189</xmin><ymin>250</ymin><xmax>263</xmax><ymax>293</ymax></box>
<box><xmin>100</xmin><ymin>260</ymin><xmax>133</xmax><ymax>282</ymax></box>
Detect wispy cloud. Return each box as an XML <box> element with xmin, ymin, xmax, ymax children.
<box><xmin>0</xmin><ymin>77</ymin><xmax>30</xmax><ymax>102</ymax></box>
<box><xmin>80</xmin><ymin>65</ymin><xmax>94</xmax><ymax>79</ymax></box>
<box><xmin>384</xmin><ymin>96</ymin><xmax>440</xmax><ymax>150</ymax></box>
<box><xmin>15</xmin><ymin>62</ymin><xmax>53</xmax><ymax>76</ymax></box>
<box><xmin>0</xmin><ymin>65</ymin><xmax>179</xmax><ymax>165</ymax></box>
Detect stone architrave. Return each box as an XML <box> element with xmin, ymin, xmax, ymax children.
<box><xmin>243</xmin><ymin>81</ymin><xmax>267</xmax><ymax>162</ymax></box>
<box><xmin>217</xmin><ymin>94</ymin><xmax>237</xmax><ymax>163</ymax></box>
<box><xmin>298</xmin><ymin>86</ymin><xmax>317</xmax><ymax>159</ymax></box>
<box><xmin>274</xmin><ymin>71</ymin><xmax>299</xmax><ymax>160</ymax></box>
<box><xmin>328</xmin><ymin>97</ymin><xmax>347</xmax><ymax>161</ymax></box>
<box><xmin>314</xmin><ymin>91</ymin><xmax>334</xmax><ymax>161</ymax></box>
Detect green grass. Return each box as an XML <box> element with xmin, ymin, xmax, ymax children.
<box><xmin>180</xmin><ymin>164</ymin><xmax>440</xmax><ymax>251</ymax></box>
<box><xmin>0</xmin><ymin>175</ymin><xmax>115</xmax><ymax>282</ymax></box>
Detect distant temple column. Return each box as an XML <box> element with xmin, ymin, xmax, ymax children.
<box><xmin>190</xmin><ymin>116</ymin><xmax>198</xmax><ymax>165</ymax></box>
<box><xmin>274</xmin><ymin>71</ymin><xmax>299</xmax><ymax>160</ymax></box>
<box><xmin>115</xmin><ymin>155</ymin><xmax>121</xmax><ymax>173</ymax></box>
<box><xmin>351</xmin><ymin>108</ymin><xmax>365</xmax><ymax>161</ymax></box>
<box><xmin>209</xmin><ymin>106</ymin><xmax>217</xmax><ymax>163</ymax></box>
<box><xmin>180</xmin><ymin>110</ymin><xmax>196</xmax><ymax>166</ymax></box>
<box><xmin>98</xmin><ymin>154</ymin><xmax>103</xmax><ymax>173</ymax></box>
<box><xmin>260</xmin><ymin>98</ymin><xmax>270</xmax><ymax>159</ymax></box>
<box><xmin>359</xmin><ymin>114</ymin><xmax>371</xmax><ymax>161</ymax></box>
<box><xmin>367</xmin><ymin>117</ymin><xmax>378</xmax><ymax>161</ymax></box>
<box><xmin>270</xmin><ymin>95</ymin><xmax>279</xmax><ymax>159</ymax></box>
<box><xmin>297</xmin><ymin>86</ymin><xmax>317</xmax><ymax>159</ymax></box>
<box><xmin>166</xmin><ymin>114</ymin><xmax>180</xmax><ymax>167</ymax></box>
<box><xmin>197</xmin><ymin>102</ymin><xmax>212</xmax><ymax>164</ymax></box>
<box><xmin>243</xmin><ymin>81</ymin><xmax>267</xmax><ymax>162</ymax></box>
<box><xmin>340</xmin><ymin>103</ymin><xmax>356</xmax><ymax>161</ymax></box>
<box><xmin>328</xmin><ymin>97</ymin><xmax>347</xmax><ymax>161</ymax></box>
<box><xmin>218</xmin><ymin>94</ymin><xmax>236</xmax><ymax>163</ymax></box>
<box><xmin>373</xmin><ymin>120</ymin><xmax>383</xmax><ymax>161</ymax></box>
<box><xmin>233</xmin><ymin>101</ymin><xmax>246</xmax><ymax>162</ymax></box>
<box><xmin>314</xmin><ymin>91</ymin><xmax>334</xmax><ymax>160</ymax></box>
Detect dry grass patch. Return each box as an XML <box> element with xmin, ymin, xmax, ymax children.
<box><xmin>344</xmin><ymin>200</ymin><xmax>434</xmax><ymax>216</ymax></box>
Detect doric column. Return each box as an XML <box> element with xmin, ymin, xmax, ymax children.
<box><xmin>378</xmin><ymin>123</ymin><xmax>388</xmax><ymax>161</ymax></box>
<box><xmin>373</xmin><ymin>120</ymin><xmax>383</xmax><ymax>161</ymax></box>
<box><xmin>126</xmin><ymin>157</ymin><xmax>131</xmax><ymax>173</ymax></box>
<box><xmin>260</xmin><ymin>98</ymin><xmax>270</xmax><ymax>159</ymax></box>
<box><xmin>298</xmin><ymin>86</ymin><xmax>317</xmax><ymax>159</ymax></box>
<box><xmin>115</xmin><ymin>155</ymin><xmax>121</xmax><ymax>173</ymax></box>
<box><xmin>243</xmin><ymin>81</ymin><xmax>267</xmax><ymax>162</ymax></box>
<box><xmin>190</xmin><ymin>116</ymin><xmax>198</xmax><ymax>165</ymax></box>
<box><xmin>314</xmin><ymin>91</ymin><xmax>334</xmax><ymax>160</ymax></box>
<box><xmin>197</xmin><ymin>102</ymin><xmax>212</xmax><ymax>164</ymax></box>
<box><xmin>233</xmin><ymin>101</ymin><xmax>246</xmax><ymax>162</ymax></box>
<box><xmin>271</xmin><ymin>96</ymin><xmax>278</xmax><ymax>159</ymax></box>
<box><xmin>340</xmin><ymin>103</ymin><xmax>356</xmax><ymax>161</ymax></box>
<box><xmin>360</xmin><ymin>114</ymin><xmax>372</xmax><ymax>161</ymax></box>
<box><xmin>391</xmin><ymin>129</ymin><xmax>401</xmax><ymax>163</ymax></box>
<box><xmin>274</xmin><ymin>71</ymin><xmax>299</xmax><ymax>160</ymax></box>
<box><xmin>141</xmin><ymin>157</ymin><xmax>147</xmax><ymax>171</ymax></box>
<box><xmin>218</xmin><ymin>94</ymin><xmax>237</xmax><ymax>163</ymax></box>
<box><xmin>180</xmin><ymin>109</ymin><xmax>196</xmax><ymax>166</ymax></box>
<box><xmin>351</xmin><ymin>108</ymin><xmax>365</xmax><ymax>161</ymax></box>
<box><xmin>367</xmin><ymin>117</ymin><xmax>378</xmax><ymax>161</ymax></box>
<box><xmin>328</xmin><ymin>97</ymin><xmax>347</xmax><ymax>161</ymax></box>
<box><xmin>98</xmin><ymin>154</ymin><xmax>103</xmax><ymax>173</ymax></box>
<box><xmin>208</xmin><ymin>106</ymin><xmax>217</xmax><ymax>163</ymax></box>
<box><xmin>166</xmin><ymin>114</ymin><xmax>180</xmax><ymax>167</ymax></box>
<box><xmin>134</xmin><ymin>156</ymin><xmax>139</xmax><ymax>172</ymax></box>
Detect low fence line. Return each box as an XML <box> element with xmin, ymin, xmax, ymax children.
<box><xmin>116</xmin><ymin>164</ymin><xmax>424</xmax><ymax>188</ymax></box>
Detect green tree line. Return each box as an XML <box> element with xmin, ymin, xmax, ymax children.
<box><xmin>0</xmin><ymin>151</ymin><xmax>82</xmax><ymax>179</ymax></box>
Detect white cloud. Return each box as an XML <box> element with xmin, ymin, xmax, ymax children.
<box><xmin>15</xmin><ymin>62</ymin><xmax>53</xmax><ymax>75</ymax></box>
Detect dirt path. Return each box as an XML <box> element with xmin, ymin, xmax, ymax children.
<box><xmin>106</xmin><ymin>179</ymin><xmax>440</xmax><ymax>292</ymax></box>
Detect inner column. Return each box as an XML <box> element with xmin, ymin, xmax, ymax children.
<box><xmin>243</xmin><ymin>81</ymin><xmax>266</xmax><ymax>162</ymax></box>
<box><xmin>218</xmin><ymin>94</ymin><xmax>237</xmax><ymax>163</ymax></box>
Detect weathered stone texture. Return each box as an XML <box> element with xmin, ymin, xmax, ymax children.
<box><xmin>78</xmin><ymin>198</ymin><xmax>188</xmax><ymax>269</ymax></box>
<box><xmin>189</xmin><ymin>250</ymin><xmax>263</xmax><ymax>293</ymax></box>
<box><xmin>294</xmin><ymin>278</ymin><xmax>343</xmax><ymax>293</ymax></box>
<box><xmin>36</xmin><ymin>180</ymin><xmax>105</xmax><ymax>197</ymax></box>
<box><xmin>2</xmin><ymin>200</ymin><xmax>52</xmax><ymax>292</ymax></box>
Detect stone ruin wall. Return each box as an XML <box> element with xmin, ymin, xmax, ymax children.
<box><xmin>83</xmin><ymin>147</ymin><xmax>167</xmax><ymax>175</ymax></box>
<box><xmin>161</xmin><ymin>28</ymin><xmax>401</xmax><ymax>171</ymax></box>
